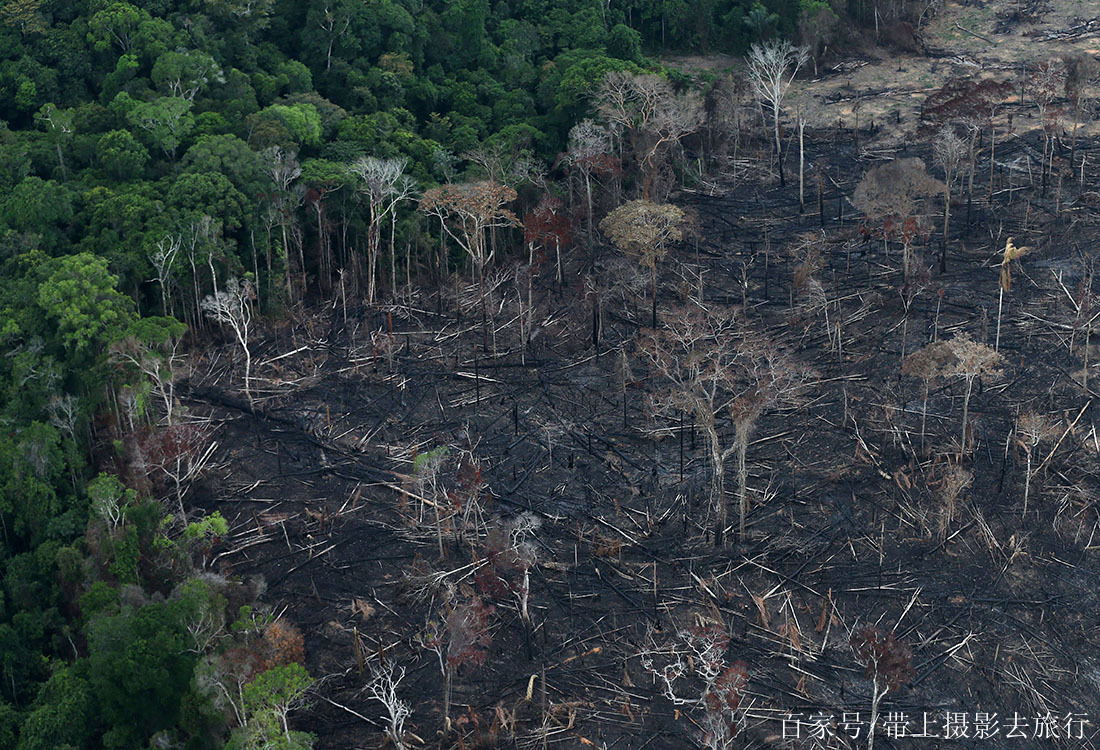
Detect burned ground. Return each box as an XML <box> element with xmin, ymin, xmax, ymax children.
<box><xmin>179</xmin><ymin>106</ymin><xmax>1100</xmax><ymax>749</ymax></box>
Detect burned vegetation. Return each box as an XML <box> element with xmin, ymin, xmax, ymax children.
<box><xmin>175</xmin><ymin>58</ymin><xmax>1100</xmax><ymax>750</ymax></box>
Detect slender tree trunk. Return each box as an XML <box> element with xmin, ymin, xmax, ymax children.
<box><xmin>774</xmin><ymin>105</ymin><xmax>785</xmax><ymax>187</ymax></box>
<box><xmin>798</xmin><ymin>120</ymin><xmax>806</xmax><ymax>212</ymax></box>
<box><xmin>989</xmin><ymin>124</ymin><xmax>997</xmax><ymax>199</ymax></box>
<box><xmin>868</xmin><ymin>679</ymin><xmax>883</xmax><ymax>750</ymax></box>
<box><xmin>1023</xmin><ymin>447</ymin><xmax>1032</xmax><ymax>513</ymax></box>
<box><xmin>959</xmin><ymin>376</ymin><xmax>974</xmax><ymax>460</ymax></box>
<box><xmin>584</xmin><ymin>171</ymin><xmax>594</xmax><ymax>241</ymax></box>
<box><xmin>995</xmin><ymin>286</ymin><xmax>1004</xmax><ymax>352</ymax></box>
<box><xmin>736</xmin><ymin>423</ymin><xmax>752</xmax><ymax>540</ymax></box>
<box><xmin>943</xmin><ymin>180</ymin><xmax>952</xmax><ymax>246</ymax></box>
<box><xmin>651</xmin><ymin>264</ymin><xmax>658</xmax><ymax>329</ymax></box>
<box><xmin>444</xmin><ymin>669</ymin><xmax>452</xmax><ymax>732</ymax></box>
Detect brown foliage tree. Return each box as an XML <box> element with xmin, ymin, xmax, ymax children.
<box><xmin>600</xmin><ymin>199</ymin><xmax>685</xmax><ymax>329</ymax></box>
<box><xmin>851</xmin><ymin>158</ymin><xmax>942</xmax><ymax>280</ymax></box>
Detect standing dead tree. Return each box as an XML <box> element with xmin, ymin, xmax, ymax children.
<box><xmin>638</xmin><ymin>622</ymin><xmax>749</xmax><ymax>750</ymax></box>
<box><xmin>641</xmin><ymin>304</ymin><xmax>807</xmax><ymax>545</ymax></box>
<box><xmin>563</xmin><ymin>120</ymin><xmax>616</xmax><ymax>242</ymax></box>
<box><xmin>745</xmin><ymin>40</ymin><xmax>809</xmax><ymax>188</ymax></box>
<box><xmin>1026</xmin><ymin>59</ymin><xmax>1067</xmax><ymax>195</ymax></box>
<box><xmin>149</xmin><ymin>233</ymin><xmax>181</xmax><ymax>317</ymax></box>
<box><xmin>523</xmin><ymin>194</ymin><xmax>572</xmax><ymax>287</ymax></box>
<box><xmin>261</xmin><ymin>146</ymin><xmax>304</xmax><ymax>302</ymax></box>
<box><xmin>366</xmin><ymin>659</ymin><xmax>412</xmax><ymax>750</ymax></box>
<box><xmin>595</xmin><ymin>71</ymin><xmax>703</xmax><ymax>200</ymax></box>
<box><xmin>419</xmin><ymin>182</ymin><xmax>519</xmax><ymax>350</ymax></box>
<box><xmin>932</xmin><ymin>127</ymin><xmax>966</xmax><ymax>247</ymax></box>
<box><xmin>920</xmin><ymin>77</ymin><xmax>1012</xmax><ymax>211</ymax></box>
<box><xmin>201</xmin><ymin>277</ymin><xmax>256</xmax><ymax>407</ymax></box>
<box><xmin>910</xmin><ymin>334</ymin><xmax>1002</xmax><ymax>461</ymax></box>
<box><xmin>348</xmin><ymin>156</ymin><xmax>417</xmax><ymax>303</ymax></box>
<box><xmin>600</xmin><ymin>199</ymin><xmax>685</xmax><ymax>329</ymax></box>
<box><xmin>850</xmin><ymin>625</ymin><xmax>914</xmax><ymax>750</ymax></box>
<box><xmin>417</xmin><ymin>596</ymin><xmax>493</xmax><ymax>733</ymax></box>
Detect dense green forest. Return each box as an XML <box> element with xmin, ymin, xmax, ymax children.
<box><xmin>0</xmin><ymin>0</ymin><xmax>876</xmax><ymax>744</ymax></box>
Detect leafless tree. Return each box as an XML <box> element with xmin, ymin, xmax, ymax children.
<box><xmin>942</xmin><ymin>334</ymin><xmax>1002</xmax><ymax>460</ymax></box>
<box><xmin>565</xmin><ymin>120</ymin><xmax>614</xmax><ymax>240</ymax></box>
<box><xmin>1015</xmin><ymin>411</ymin><xmax>1058</xmax><ymax>514</ymax></box>
<box><xmin>641</xmin><ymin>304</ymin><xmax>808</xmax><ymax>545</ymax></box>
<box><xmin>745</xmin><ymin>40</ymin><xmax>809</xmax><ymax>188</ymax></box>
<box><xmin>349</xmin><ymin>156</ymin><xmax>417</xmax><ymax>303</ymax></box>
<box><xmin>149</xmin><ymin>233</ymin><xmax>181</xmax><ymax>317</ymax></box>
<box><xmin>262</xmin><ymin>146</ymin><xmax>304</xmax><ymax>301</ymax></box>
<box><xmin>902</xmin><ymin>340</ymin><xmax>953</xmax><ymax>453</ymax></box>
<box><xmin>366</xmin><ymin>659</ymin><xmax>411</xmax><ymax>750</ymax></box>
<box><xmin>202</xmin><ymin>278</ymin><xmax>256</xmax><ymax>407</ymax></box>
<box><xmin>595</xmin><ymin>71</ymin><xmax>703</xmax><ymax>200</ymax></box>
<box><xmin>419</xmin><ymin>182</ymin><xmax>520</xmax><ymax>349</ymax></box>
<box><xmin>932</xmin><ymin>127</ymin><xmax>966</xmax><ymax>245</ymax></box>
<box><xmin>638</xmin><ymin>621</ymin><xmax>749</xmax><ymax>749</ymax></box>
<box><xmin>1027</xmin><ymin>58</ymin><xmax>1067</xmax><ymax>192</ymax></box>
<box><xmin>600</xmin><ymin>199</ymin><xmax>685</xmax><ymax>329</ymax></box>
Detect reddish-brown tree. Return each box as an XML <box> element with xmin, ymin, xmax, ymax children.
<box><xmin>850</xmin><ymin>625</ymin><xmax>914</xmax><ymax>750</ymax></box>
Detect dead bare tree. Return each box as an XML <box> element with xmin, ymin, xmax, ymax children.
<box><xmin>944</xmin><ymin>334</ymin><xmax>1003</xmax><ymax>460</ymax></box>
<box><xmin>348</xmin><ymin>156</ymin><xmax>417</xmax><ymax>303</ymax></box>
<box><xmin>600</xmin><ymin>199</ymin><xmax>685</xmax><ymax>329</ymax></box>
<box><xmin>201</xmin><ymin>277</ymin><xmax>256</xmax><ymax>407</ymax></box>
<box><xmin>261</xmin><ymin>146</ymin><xmax>303</xmax><ymax>302</ymax></box>
<box><xmin>366</xmin><ymin>659</ymin><xmax>412</xmax><ymax>750</ymax></box>
<box><xmin>1016</xmin><ymin>411</ymin><xmax>1057</xmax><ymax>514</ymax></box>
<box><xmin>419</xmin><ymin>182</ymin><xmax>519</xmax><ymax>350</ymax></box>
<box><xmin>638</xmin><ymin>621</ymin><xmax>749</xmax><ymax>750</ymax></box>
<box><xmin>595</xmin><ymin>71</ymin><xmax>703</xmax><ymax>200</ymax></box>
<box><xmin>745</xmin><ymin>40</ymin><xmax>809</xmax><ymax>188</ymax></box>
<box><xmin>564</xmin><ymin>120</ymin><xmax>615</xmax><ymax>241</ymax></box>
<box><xmin>1027</xmin><ymin>59</ymin><xmax>1067</xmax><ymax>194</ymax></box>
<box><xmin>641</xmin><ymin>304</ymin><xmax>808</xmax><ymax>545</ymax></box>
<box><xmin>932</xmin><ymin>127</ymin><xmax>966</xmax><ymax>246</ymax></box>
<box><xmin>149</xmin><ymin>233</ymin><xmax>181</xmax><ymax>317</ymax></box>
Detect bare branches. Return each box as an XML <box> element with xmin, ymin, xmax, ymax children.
<box><xmin>594</xmin><ymin>72</ymin><xmax>702</xmax><ymax>199</ymax></box>
<box><xmin>639</xmin><ymin>621</ymin><xmax>749</xmax><ymax>749</ymax></box>
<box><xmin>202</xmin><ymin>277</ymin><xmax>256</xmax><ymax>407</ymax></box>
<box><xmin>640</xmin><ymin>304</ymin><xmax>809</xmax><ymax>544</ymax></box>
<box><xmin>366</xmin><ymin>659</ymin><xmax>411</xmax><ymax>750</ymax></box>
<box><xmin>746</xmin><ymin>40</ymin><xmax>809</xmax><ymax>188</ymax></box>
<box><xmin>348</xmin><ymin>156</ymin><xmax>417</xmax><ymax>303</ymax></box>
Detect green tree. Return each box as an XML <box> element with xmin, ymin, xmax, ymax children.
<box><xmin>95</xmin><ymin>129</ymin><xmax>148</xmax><ymax>180</ymax></box>
<box><xmin>239</xmin><ymin>663</ymin><xmax>314</xmax><ymax>749</ymax></box>
<box><xmin>85</xmin><ymin>600</ymin><xmax>198</xmax><ymax>748</ymax></box>
<box><xmin>125</xmin><ymin>96</ymin><xmax>195</xmax><ymax>161</ymax></box>
<box><xmin>15</xmin><ymin>666</ymin><xmax>95</xmax><ymax>750</ymax></box>
<box><xmin>87</xmin><ymin>1</ymin><xmax>141</xmax><ymax>52</ymax></box>
<box><xmin>36</xmin><ymin>252</ymin><xmax>134</xmax><ymax>354</ymax></box>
